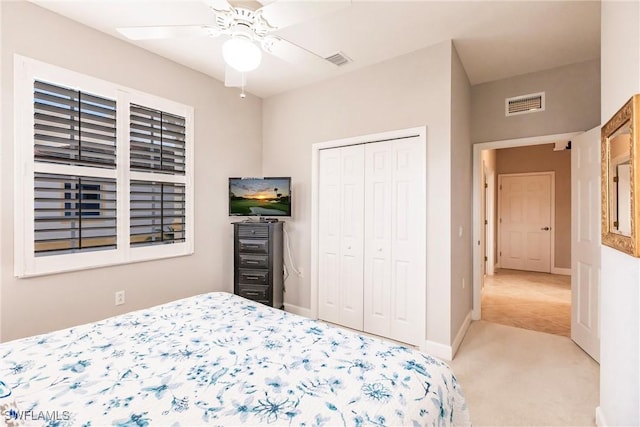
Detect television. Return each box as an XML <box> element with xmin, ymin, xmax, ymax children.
<box><xmin>229</xmin><ymin>177</ymin><xmax>292</xmax><ymax>217</ymax></box>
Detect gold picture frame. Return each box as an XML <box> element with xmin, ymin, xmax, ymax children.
<box><xmin>601</xmin><ymin>94</ymin><xmax>640</xmax><ymax>256</ymax></box>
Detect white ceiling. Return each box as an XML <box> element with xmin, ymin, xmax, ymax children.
<box><xmin>29</xmin><ymin>0</ymin><xmax>601</xmax><ymax>98</ymax></box>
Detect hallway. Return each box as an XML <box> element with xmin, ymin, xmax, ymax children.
<box><xmin>481</xmin><ymin>268</ymin><xmax>571</xmax><ymax>337</ymax></box>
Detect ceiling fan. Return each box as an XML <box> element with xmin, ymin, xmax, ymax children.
<box><xmin>116</xmin><ymin>0</ymin><xmax>349</xmax><ymax>92</ymax></box>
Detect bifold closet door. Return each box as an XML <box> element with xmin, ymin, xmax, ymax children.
<box><xmin>317</xmin><ymin>145</ymin><xmax>364</xmax><ymax>330</ymax></box>
<box><xmin>363</xmin><ymin>137</ymin><xmax>425</xmax><ymax>346</ymax></box>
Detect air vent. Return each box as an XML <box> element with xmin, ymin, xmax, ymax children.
<box><xmin>505</xmin><ymin>92</ymin><xmax>545</xmax><ymax>116</ymax></box>
<box><xmin>325</xmin><ymin>51</ymin><xmax>352</xmax><ymax>66</ymax></box>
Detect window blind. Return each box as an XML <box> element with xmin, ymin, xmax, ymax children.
<box><xmin>34</xmin><ymin>173</ymin><xmax>117</xmax><ymax>256</ymax></box>
<box><xmin>130</xmin><ymin>181</ymin><xmax>186</xmax><ymax>246</ymax></box>
<box><xmin>16</xmin><ymin>56</ymin><xmax>193</xmax><ymax>276</ymax></box>
<box><xmin>34</xmin><ymin>81</ymin><xmax>117</xmax><ymax>168</ymax></box>
<box><xmin>130</xmin><ymin>105</ymin><xmax>186</xmax><ymax>174</ymax></box>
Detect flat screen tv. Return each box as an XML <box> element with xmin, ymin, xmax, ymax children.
<box><xmin>229</xmin><ymin>177</ymin><xmax>291</xmax><ymax>217</ymax></box>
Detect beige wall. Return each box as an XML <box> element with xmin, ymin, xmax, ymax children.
<box><xmin>450</xmin><ymin>46</ymin><xmax>473</xmax><ymax>342</ymax></box>
<box><xmin>472</xmin><ymin>59</ymin><xmax>600</xmax><ymax>143</ymax></box>
<box><xmin>496</xmin><ymin>144</ymin><xmax>571</xmax><ymax>269</ymax></box>
<box><xmin>0</xmin><ymin>1</ymin><xmax>263</xmax><ymax>341</ymax></box>
<box><xmin>263</xmin><ymin>40</ymin><xmax>470</xmax><ymax>352</ymax></box>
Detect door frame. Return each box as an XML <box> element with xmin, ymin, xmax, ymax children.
<box><xmin>310</xmin><ymin>126</ymin><xmax>426</xmax><ymax>341</ymax></box>
<box><xmin>497</xmin><ymin>171</ymin><xmax>555</xmax><ymax>274</ymax></box>
<box><xmin>485</xmin><ymin>168</ymin><xmax>495</xmax><ymax>276</ymax></box>
<box><xmin>472</xmin><ymin>132</ymin><xmax>580</xmax><ymax>320</ymax></box>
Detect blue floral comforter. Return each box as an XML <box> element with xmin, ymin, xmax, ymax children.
<box><xmin>0</xmin><ymin>292</ymin><xmax>470</xmax><ymax>426</ymax></box>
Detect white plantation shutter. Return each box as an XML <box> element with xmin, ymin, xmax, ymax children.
<box><xmin>33</xmin><ymin>81</ymin><xmax>118</xmax><ymax>256</ymax></box>
<box><xmin>130</xmin><ymin>181</ymin><xmax>186</xmax><ymax>246</ymax></box>
<box><xmin>130</xmin><ymin>105</ymin><xmax>186</xmax><ymax>174</ymax></box>
<box><xmin>14</xmin><ymin>56</ymin><xmax>193</xmax><ymax>277</ymax></box>
<box><xmin>34</xmin><ymin>173</ymin><xmax>117</xmax><ymax>255</ymax></box>
<box><xmin>34</xmin><ymin>80</ymin><xmax>117</xmax><ymax>168</ymax></box>
<box><xmin>129</xmin><ymin>105</ymin><xmax>187</xmax><ymax>248</ymax></box>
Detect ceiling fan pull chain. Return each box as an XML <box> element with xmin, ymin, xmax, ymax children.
<box><xmin>240</xmin><ymin>73</ymin><xmax>247</xmax><ymax>99</ymax></box>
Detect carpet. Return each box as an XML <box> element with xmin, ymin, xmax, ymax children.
<box><xmin>450</xmin><ymin>320</ymin><xmax>599</xmax><ymax>426</ymax></box>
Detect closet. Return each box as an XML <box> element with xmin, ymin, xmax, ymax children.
<box><xmin>316</xmin><ymin>133</ymin><xmax>426</xmax><ymax>346</ymax></box>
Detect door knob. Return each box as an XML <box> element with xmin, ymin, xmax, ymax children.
<box><xmin>541</xmin><ymin>226</ymin><xmax>550</xmax><ymax>231</ymax></box>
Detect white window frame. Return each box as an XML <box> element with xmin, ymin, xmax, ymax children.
<box><xmin>14</xmin><ymin>55</ymin><xmax>194</xmax><ymax>277</ymax></box>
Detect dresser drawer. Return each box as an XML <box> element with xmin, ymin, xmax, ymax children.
<box><xmin>238</xmin><ymin>269</ymin><xmax>269</xmax><ymax>285</ymax></box>
<box><xmin>239</xmin><ymin>253</ymin><xmax>269</xmax><ymax>268</ymax></box>
<box><xmin>238</xmin><ymin>238</ymin><xmax>269</xmax><ymax>253</ymax></box>
<box><xmin>237</xmin><ymin>226</ymin><xmax>269</xmax><ymax>238</ymax></box>
<box><xmin>237</xmin><ymin>285</ymin><xmax>271</xmax><ymax>303</ymax></box>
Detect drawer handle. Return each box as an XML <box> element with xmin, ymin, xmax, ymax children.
<box><xmin>245</xmin><ymin>260</ymin><xmax>260</xmax><ymax>264</ymax></box>
<box><xmin>245</xmin><ymin>291</ymin><xmax>260</xmax><ymax>297</ymax></box>
<box><xmin>245</xmin><ymin>275</ymin><xmax>261</xmax><ymax>280</ymax></box>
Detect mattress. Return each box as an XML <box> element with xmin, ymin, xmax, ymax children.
<box><xmin>0</xmin><ymin>292</ymin><xmax>470</xmax><ymax>426</ymax></box>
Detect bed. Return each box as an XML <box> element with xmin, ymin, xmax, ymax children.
<box><xmin>0</xmin><ymin>292</ymin><xmax>470</xmax><ymax>426</ymax></box>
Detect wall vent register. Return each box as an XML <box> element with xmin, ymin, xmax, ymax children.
<box><xmin>505</xmin><ymin>92</ymin><xmax>545</xmax><ymax>116</ymax></box>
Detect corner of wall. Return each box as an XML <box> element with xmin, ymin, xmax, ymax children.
<box><xmin>451</xmin><ymin>310</ymin><xmax>472</xmax><ymax>358</ymax></box>
<box><xmin>596</xmin><ymin>406</ymin><xmax>608</xmax><ymax>427</ymax></box>
<box><xmin>423</xmin><ymin>310</ymin><xmax>472</xmax><ymax>362</ymax></box>
<box><xmin>283</xmin><ymin>303</ymin><xmax>313</xmax><ymax>319</ymax></box>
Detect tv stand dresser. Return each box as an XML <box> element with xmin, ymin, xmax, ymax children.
<box><xmin>232</xmin><ymin>221</ymin><xmax>284</xmax><ymax>309</ymax></box>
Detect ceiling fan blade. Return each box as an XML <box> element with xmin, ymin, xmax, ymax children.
<box><xmin>116</xmin><ymin>25</ymin><xmax>219</xmax><ymax>40</ymax></box>
<box><xmin>203</xmin><ymin>0</ymin><xmax>232</xmax><ymax>12</ymax></box>
<box><xmin>258</xmin><ymin>0</ymin><xmax>350</xmax><ymax>30</ymax></box>
<box><xmin>263</xmin><ymin>36</ymin><xmax>336</xmax><ymax>71</ymax></box>
<box><xmin>224</xmin><ymin>65</ymin><xmax>245</xmax><ymax>88</ymax></box>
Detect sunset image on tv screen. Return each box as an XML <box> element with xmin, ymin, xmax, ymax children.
<box><xmin>229</xmin><ymin>178</ymin><xmax>291</xmax><ymax>216</ymax></box>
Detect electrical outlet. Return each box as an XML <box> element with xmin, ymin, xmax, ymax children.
<box><xmin>115</xmin><ymin>290</ymin><xmax>125</xmax><ymax>306</ymax></box>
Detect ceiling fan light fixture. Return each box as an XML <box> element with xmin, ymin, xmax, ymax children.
<box><xmin>222</xmin><ymin>36</ymin><xmax>262</xmax><ymax>72</ymax></box>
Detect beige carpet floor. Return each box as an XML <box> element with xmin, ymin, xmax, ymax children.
<box><xmin>481</xmin><ymin>269</ymin><xmax>571</xmax><ymax>337</ymax></box>
<box><xmin>450</xmin><ymin>320</ymin><xmax>599</xmax><ymax>426</ymax></box>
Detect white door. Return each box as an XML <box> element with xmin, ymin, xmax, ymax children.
<box><xmin>363</xmin><ymin>137</ymin><xmax>425</xmax><ymax>345</ymax></box>
<box><xmin>571</xmin><ymin>127</ymin><xmax>601</xmax><ymax>362</ymax></box>
<box><xmin>499</xmin><ymin>173</ymin><xmax>552</xmax><ymax>272</ymax></box>
<box><xmin>318</xmin><ymin>145</ymin><xmax>364</xmax><ymax>330</ymax></box>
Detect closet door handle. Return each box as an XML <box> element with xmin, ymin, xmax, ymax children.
<box><xmin>541</xmin><ymin>226</ymin><xmax>550</xmax><ymax>231</ymax></box>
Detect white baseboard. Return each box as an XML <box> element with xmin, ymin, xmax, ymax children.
<box><xmin>422</xmin><ymin>339</ymin><xmax>453</xmax><ymax>361</ymax></box>
<box><xmin>283</xmin><ymin>303</ymin><xmax>313</xmax><ymax>319</ymax></box>
<box><xmin>551</xmin><ymin>267</ymin><xmax>571</xmax><ymax>276</ymax></box>
<box><xmin>595</xmin><ymin>406</ymin><xmax>607</xmax><ymax>427</ymax></box>
<box><xmin>422</xmin><ymin>311</ymin><xmax>472</xmax><ymax>361</ymax></box>
<box><xmin>452</xmin><ymin>311</ymin><xmax>472</xmax><ymax>359</ymax></box>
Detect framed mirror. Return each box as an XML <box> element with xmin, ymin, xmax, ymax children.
<box><xmin>601</xmin><ymin>94</ymin><xmax>640</xmax><ymax>256</ymax></box>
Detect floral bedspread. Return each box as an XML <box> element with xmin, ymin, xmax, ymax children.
<box><xmin>0</xmin><ymin>292</ymin><xmax>470</xmax><ymax>426</ymax></box>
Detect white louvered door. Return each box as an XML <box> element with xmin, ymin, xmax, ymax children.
<box><xmin>363</xmin><ymin>137</ymin><xmax>425</xmax><ymax>345</ymax></box>
<box><xmin>318</xmin><ymin>145</ymin><xmax>364</xmax><ymax>330</ymax></box>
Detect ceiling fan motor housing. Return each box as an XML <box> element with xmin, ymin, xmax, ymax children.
<box><xmin>215</xmin><ymin>7</ymin><xmax>275</xmax><ymax>40</ymax></box>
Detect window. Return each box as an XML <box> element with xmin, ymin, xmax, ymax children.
<box><xmin>35</xmin><ymin>174</ymin><xmax>117</xmax><ymax>256</ymax></box>
<box><xmin>63</xmin><ymin>182</ymin><xmax>103</xmax><ymax>218</ymax></box>
<box><xmin>14</xmin><ymin>56</ymin><xmax>193</xmax><ymax>277</ymax></box>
